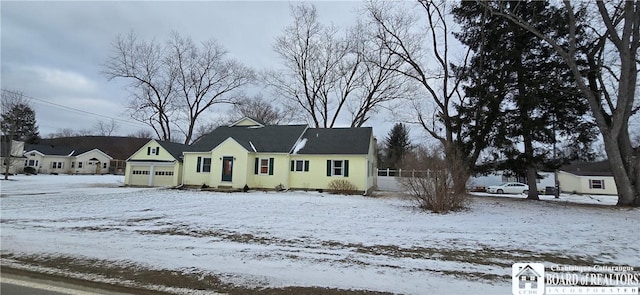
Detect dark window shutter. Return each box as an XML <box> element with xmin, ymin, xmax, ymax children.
<box><xmin>147</xmin><ymin>147</ymin><xmax>151</xmax><ymax>155</ymax></box>
<box><xmin>291</xmin><ymin>160</ymin><xmax>295</xmax><ymax>171</ymax></box>
<box><xmin>155</xmin><ymin>147</ymin><xmax>160</xmax><ymax>155</ymax></box>
<box><xmin>304</xmin><ymin>160</ymin><xmax>309</xmax><ymax>172</ymax></box>
<box><xmin>254</xmin><ymin>158</ymin><xmax>259</xmax><ymax>174</ymax></box>
<box><xmin>327</xmin><ymin>160</ymin><xmax>331</xmax><ymax>176</ymax></box>
<box><xmin>196</xmin><ymin>157</ymin><xmax>201</xmax><ymax>172</ymax></box>
<box><xmin>268</xmin><ymin>158</ymin><xmax>274</xmax><ymax>175</ymax></box>
<box><xmin>344</xmin><ymin>160</ymin><xmax>349</xmax><ymax>177</ymax></box>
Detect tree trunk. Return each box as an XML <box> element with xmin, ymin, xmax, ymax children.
<box><xmin>523</xmin><ymin>135</ymin><xmax>539</xmax><ymax>200</ymax></box>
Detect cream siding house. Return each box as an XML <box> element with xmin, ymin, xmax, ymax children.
<box><xmin>178</xmin><ymin>118</ymin><xmax>377</xmax><ymax>194</ymax></box>
<box><xmin>23</xmin><ymin>144</ymin><xmax>112</xmax><ymax>175</ymax></box>
<box><xmin>557</xmin><ymin>161</ymin><xmax>618</xmax><ymax>195</ymax></box>
<box><xmin>72</xmin><ymin>149</ymin><xmax>113</xmax><ymax>174</ymax></box>
<box><xmin>124</xmin><ymin>140</ymin><xmax>188</xmax><ymax>187</ymax></box>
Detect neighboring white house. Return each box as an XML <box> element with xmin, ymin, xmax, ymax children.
<box><xmin>557</xmin><ymin>161</ymin><xmax>617</xmax><ymax>195</ymax></box>
<box><xmin>23</xmin><ymin>144</ymin><xmax>112</xmax><ymax>174</ymax></box>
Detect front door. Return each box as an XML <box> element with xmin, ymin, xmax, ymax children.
<box><xmin>221</xmin><ymin>157</ymin><xmax>233</xmax><ymax>182</ymax></box>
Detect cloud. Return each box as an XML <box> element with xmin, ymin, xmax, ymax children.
<box><xmin>25</xmin><ymin>65</ymin><xmax>98</xmax><ymax>94</ymax></box>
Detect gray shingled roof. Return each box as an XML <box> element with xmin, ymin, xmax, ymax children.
<box><xmin>40</xmin><ymin>136</ymin><xmax>150</xmax><ymax>160</ymax></box>
<box><xmin>561</xmin><ymin>160</ymin><xmax>613</xmax><ymax>176</ymax></box>
<box><xmin>191</xmin><ymin>125</ymin><xmax>308</xmax><ymax>153</ymax></box>
<box><xmin>24</xmin><ymin>144</ymin><xmax>76</xmax><ymax>156</ymax></box>
<box><xmin>294</xmin><ymin>128</ymin><xmax>372</xmax><ymax>155</ymax></box>
<box><xmin>156</xmin><ymin>140</ymin><xmax>192</xmax><ymax>161</ymax></box>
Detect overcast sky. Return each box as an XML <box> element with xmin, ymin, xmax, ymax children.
<box><xmin>2</xmin><ymin>1</ymin><xmax>394</xmax><ymax>139</ymax></box>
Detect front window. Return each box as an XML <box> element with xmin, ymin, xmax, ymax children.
<box><xmin>333</xmin><ymin>160</ymin><xmax>343</xmax><ymax>176</ymax></box>
<box><xmin>589</xmin><ymin>179</ymin><xmax>605</xmax><ymax>189</ymax></box>
<box><xmin>196</xmin><ymin>157</ymin><xmax>212</xmax><ymax>173</ymax></box>
<box><xmin>202</xmin><ymin>158</ymin><xmax>211</xmax><ymax>172</ymax></box>
<box><xmin>78</xmin><ymin>162</ymin><xmax>83</xmax><ymax>168</ymax></box>
<box><xmin>260</xmin><ymin>158</ymin><xmax>269</xmax><ymax>174</ymax></box>
<box><xmin>293</xmin><ymin>160</ymin><xmax>309</xmax><ymax>172</ymax></box>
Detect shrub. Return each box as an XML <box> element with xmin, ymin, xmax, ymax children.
<box><xmin>23</xmin><ymin>167</ymin><xmax>37</xmax><ymax>175</ymax></box>
<box><xmin>400</xmin><ymin>145</ymin><xmax>469</xmax><ymax>213</ymax></box>
<box><xmin>328</xmin><ymin>179</ymin><xmax>357</xmax><ymax>194</ymax></box>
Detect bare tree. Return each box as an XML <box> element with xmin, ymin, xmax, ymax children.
<box><xmin>104</xmin><ymin>32</ymin><xmax>254</xmax><ymax>144</ymax></box>
<box><xmin>366</xmin><ymin>1</ymin><xmax>473</xmax><ymax>193</ymax></box>
<box><xmin>104</xmin><ymin>32</ymin><xmax>176</xmax><ymax>141</ymax></box>
<box><xmin>167</xmin><ymin>33</ymin><xmax>255</xmax><ymax>144</ymax></box>
<box><xmin>47</xmin><ymin>128</ymin><xmax>76</xmax><ymax>138</ymax></box>
<box><xmin>266</xmin><ymin>3</ymin><xmax>406</xmax><ymax>128</ymax></box>
<box><xmin>483</xmin><ymin>1</ymin><xmax>639</xmax><ymax>206</ymax></box>
<box><xmin>231</xmin><ymin>94</ymin><xmax>293</xmax><ymax>125</ymax></box>
<box><xmin>93</xmin><ymin>119</ymin><xmax>120</xmax><ymax>136</ymax></box>
<box><xmin>127</xmin><ymin>129</ymin><xmax>153</xmax><ymax>139</ymax></box>
<box><xmin>348</xmin><ymin>21</ymin><xmax>409</xmax><ymax>127</ymax></box>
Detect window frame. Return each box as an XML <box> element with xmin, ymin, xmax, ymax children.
<box><xmin>196</xmin><ymin>156</ymin><xmax>212</xmax><ymax>173</ymax></box>
<box><xmin>327</xmin><ymin>159</ymin><xmax>349</xmax><ymax>177</ymax></box>
<box><xmin>589</xmin><ymin>179</ymin><xmax>605</xmax><ymax>189</ymax></box>
<box><xmin>291</xmin><ymin>160</ymin><xmax>309</xmax><ymax>172</ymax></box>
<box><xmin>259</xmin><ymin>158</ymin><xmax>270</xmax><ymax>175</ymax></box>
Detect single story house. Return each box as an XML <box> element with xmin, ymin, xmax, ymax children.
<box><xmin>124</xmin><ymin>139</ymin><xmax>190</xmax><ymax>187</ymax></box>
<box><xmin>558</xmin><ymin>161</ymin><xmax>617</xmax><ymax>195</ymax></box>
<box><xmin>23</xmin><ymin>144</ymin><xmax>113</xmax><ymax>174</ymax></box>
<box><xmin>39</xmin><ymin>136</ymin><xmax>150</xmax><ymax>174</ymax></box>
<box><xmin>125</xmin><ymin>118</ymin><xmax>377</xmax><ymax>194</ymax></box>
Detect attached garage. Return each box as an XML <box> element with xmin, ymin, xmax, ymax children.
<box><xmin>128</xmin><ymin>162</ymin><xmax>177</xmax><ymax>187</ymax></box>
<box><xmin>124</xmin><ymin>140</ymin><xmax>188</xmax><ymax>187</ymax></box>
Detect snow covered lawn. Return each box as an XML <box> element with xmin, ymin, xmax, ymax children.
<box><xmin>1</xmin><ymin>175</ymin><xmax>638</xmax><ymax>294</ymax></box>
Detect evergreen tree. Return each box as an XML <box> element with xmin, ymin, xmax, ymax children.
<box><xmin>453</xmin><ymin>1</ymin><xmax>596</xmax><ymax>200</ymax></box>
<box><xmin>383</xmin><ymin>123</ymin><xmax>411</xmax><ymax>169</ymax></box>
<box><xmin>1</xmin><ymin>102</ymin><xmax>40</xmax><ymax>144</ymax></box>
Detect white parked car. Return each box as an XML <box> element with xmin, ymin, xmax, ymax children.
<box><xmin>486</xmin><ymin>182</ymin><xmax>530</xmax><ymax>194</ymax></box>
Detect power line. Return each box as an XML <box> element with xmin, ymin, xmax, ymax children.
<box><xmin>1</xmin><ymin>88</ymin><xmax>148</xmax><ymax>129</ymax></box>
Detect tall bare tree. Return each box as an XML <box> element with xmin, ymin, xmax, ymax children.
<box><xmin>266</xmin><ymin>3</ymin><xmax>406</xmax><ymax>128</ymax></box>
<box><xmin>366</xmin><ymin>1</ymin><xmax>474</xmax><ymax>192</ymax></box>
<box><xmin>104</xmin><ymin>32</ymin><xmax>176</xmax><ymax>142</ymax></box>
<box><xmin>104</xmin><ymin>32</ymin><xmax>254</xmax><ymax>144</ymax></box>
<box><xmin>484</xmin><ymin>1</ymin><xmax>639</xmax><ymax>206</ymax></box>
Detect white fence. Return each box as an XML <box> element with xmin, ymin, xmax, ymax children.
<box><xmin>377</xmin><ymin>168</ymin><xmax>430</xmax><ymax>178</ymax></box>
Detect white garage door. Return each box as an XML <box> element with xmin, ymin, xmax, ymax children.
<box><xmin>130</xmin><ymin>166</ymin><xmax>152</xmax><ymax>186</ymax></box>
<box><xmin>152</xmin><ymin>167</ymin><xmax>175</xmax><ymax>187</ymax></box>
<box><xmin>129</xmin><ymin>165</ymin><xmax>175</xmax><ymax>187</ymax></box>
